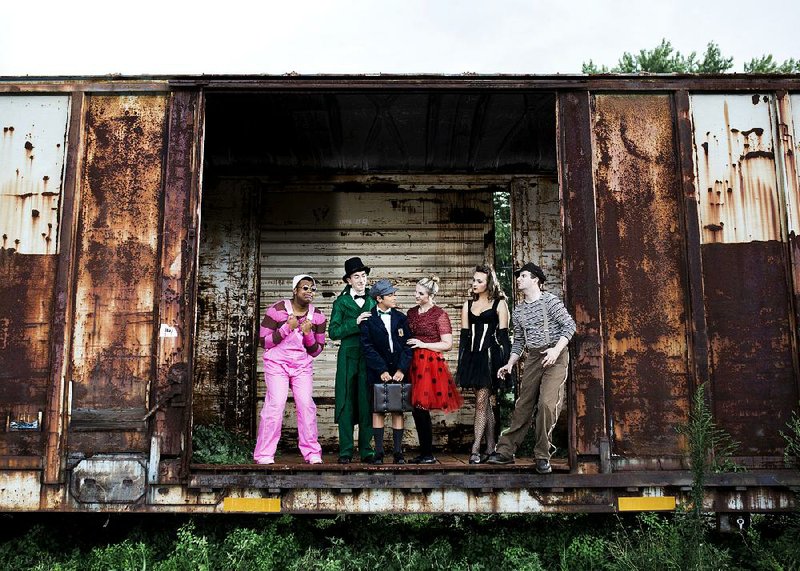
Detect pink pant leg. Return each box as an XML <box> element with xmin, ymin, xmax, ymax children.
<box><xmin>253</xmin><ymin>360</ymin><xmax>290</xmax><ymax>463</ymax></box>
<box><xmin>289</xmin><ymin>364</ymin><xmax>322</xmax><ymax>460</ymax></box>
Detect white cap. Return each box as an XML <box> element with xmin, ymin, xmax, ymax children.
<box><xmin>291</xmin><ymin>274</ymin><xmax>315</xmax><ymax>290</ymax></box>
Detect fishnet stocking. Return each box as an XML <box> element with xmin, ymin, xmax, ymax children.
<box><xmin>471</xmin><ymin>387</ymin><xmax>495</xmax><ymax>455</ymax></box>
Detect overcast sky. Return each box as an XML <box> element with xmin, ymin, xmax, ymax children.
<box><xmin>1</xmin><ymin>0</ymin><xmax>797</xmax><ymax>76</ymax></box>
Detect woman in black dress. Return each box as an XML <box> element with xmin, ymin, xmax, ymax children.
<box><xmin>456</xmin><ymin>264</ymin><xmax>511</xmax><ymax>464</ymax></box>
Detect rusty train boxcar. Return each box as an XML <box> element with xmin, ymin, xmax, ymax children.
<box><xmin>0</xmin><ymin>75</ymin><xmax>798</xmax><ymax>514</ymax></box>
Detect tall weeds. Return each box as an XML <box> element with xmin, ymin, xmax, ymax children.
<box><xmin>676</xmin><ymin>382</ymin><xmax>742</xmax><ymax>518</ymax></box>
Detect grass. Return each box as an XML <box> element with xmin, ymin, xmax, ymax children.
<box><xmin>1</xmin><ymin>512</ymin><xmax>799</xmax><ymax>570</ymax></box>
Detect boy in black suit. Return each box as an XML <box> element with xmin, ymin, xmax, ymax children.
<box><xmin>360</xmin><ymin>279</ymin><xmax>413</xmax><ymax>464</ymax></box>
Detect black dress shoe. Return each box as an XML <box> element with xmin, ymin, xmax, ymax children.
<box><xmin>393</xmin><ymin>453</ymin><xmax>406</xmax><ymax>465</ymax></box>
<box><xmin>411</xmin><ymin>454</ymin><xmax>437</xmax><ymax>464</ymax></box>
<box><xmin>371</xmin><ymin>454</ymin><xmax>384</xmax><ymax>465</ymax></box>
<box><xmin>337</xmin><ymin>456</ymin><xmax>352</xmax><ymax>464</ymax></box>
<box><xmin>535</xmin><ymin>459</ymin><xmax>552</xmax><ymax>474</ymax></box>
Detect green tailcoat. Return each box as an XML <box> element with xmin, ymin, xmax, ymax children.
<box><xmin>329</xmin><ymin>286</ymin><xmax>376</xmax><ymax>423</ymax></box>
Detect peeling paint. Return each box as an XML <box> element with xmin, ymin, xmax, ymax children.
<box><xmin>0</xmin><ymin>95</ymin><xmax>70</xmax><ymax>254</ymax></box>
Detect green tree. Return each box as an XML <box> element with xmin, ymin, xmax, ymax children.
<box><xmin>745</xmin><ymin>54</ymin><xmax>800</xmax><ymax>73</ymax></box>
<box><xmin>583</xmin><ymin>39</ymin><xmax>798</xmax><ymax>74</ymax></box>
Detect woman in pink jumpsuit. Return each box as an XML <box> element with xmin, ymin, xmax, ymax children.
<box><xmin>253</xmin><ymin>274</ymin><xmax>327</xmax><ymax>465</ymax></box>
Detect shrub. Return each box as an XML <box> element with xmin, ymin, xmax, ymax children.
<box><xmin>191</xmin><ymin>424</ymin><xmax>255</xmax><ymax>464</ymax></box>
<box><xmin>779</xmin><ymin>406</ymin><xmax>800</xmax><ymax>468</ymax></box>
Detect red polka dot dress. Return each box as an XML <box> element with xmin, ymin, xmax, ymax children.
<box><xmin>406</xmin><ymin>305</ymin><xmax>464</xmax><ymax>413</ymax></box>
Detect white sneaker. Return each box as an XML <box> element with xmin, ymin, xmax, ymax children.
<box><xmin>255</xmin><ymin>457</ymin><xmax>274</xmax><ymax>465</ymax></box>
<box><xmin>307</xmin><ymin>456</ymin><xmax>323</xmax><ymax>465</ymax></box>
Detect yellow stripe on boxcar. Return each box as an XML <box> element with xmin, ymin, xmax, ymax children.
<box><xmin>223</xmin><ymin>497</ymin><xmax>281</xmax><ymax>513</ymax></box>
<box><xmin>618</xmin><ymin>496</ymin><xmax>676</xmax><ymax>512</ymax></box>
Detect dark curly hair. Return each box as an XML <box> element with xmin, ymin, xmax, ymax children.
<box><xmin>470</xmin><ymin>264</ymin><xmax>506</xmax><ymax>301</ymax></box>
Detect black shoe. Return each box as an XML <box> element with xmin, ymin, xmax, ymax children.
<box><xmin>486</xmin><ymin>452</ymin><xmax>514</xmax><ymax>465</ymax></box>
<box><xmin>411</xmin><ymin>455</ymin><xmax>436</xmax><ymax>464</ymax></box>
<box><xmin>393</xmin><ymin>453</ymin><xmax>406</xmax><ymax>465</ymax></box>
<box><xmin>468</xmin><ymin>453</ymin><xmax>481</xmax><ymax>465</ymax></box>
<box><xmin>337</xmin><ymin>456</ymin><xmax>352</xmax><ymax>464</ymax></box>
<box><xmin>360</xmin><ymin>455</ymin><xmax>375</xmax><ymax>464</ymax></box>
<box><xmin>371</xmin><ymin>454</ymin><xmax>384</xmax><ymax>465</ymax></box>
<box><xmin>535</xmin><ymin>459</ymin><xmax>552</xmax><ymax>474</ymax></box>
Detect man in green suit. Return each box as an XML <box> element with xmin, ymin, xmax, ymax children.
<box><xmin>329</xmin><ymin>257</ymin><xmax>377</xmax><ymax>464</ymax></box>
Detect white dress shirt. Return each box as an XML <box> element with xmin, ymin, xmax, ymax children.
<box><xmin>378</xmin><ymin>309</ymin><xmax>393</xmax><ymax>352</ymax></box>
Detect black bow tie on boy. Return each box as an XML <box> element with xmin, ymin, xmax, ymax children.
<box><xmin>354</xmin><ymin>295</ymin><xmax>365</xmax><ymax>300</ymax></box>
<box><xmin>378</xmin><ymin>309</ymin><xmax>391</xmax><ymax>315</ymax></box>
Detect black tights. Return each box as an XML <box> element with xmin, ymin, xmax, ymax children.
<box><xmin>412</xmin><ymin>408</ymin><xmax>433</xmax><ymax>456</ymax></box>
<box><xmin>471</xmin><ymin>387</ymin><xmax>496</xmax><ymax>456</ymax></box>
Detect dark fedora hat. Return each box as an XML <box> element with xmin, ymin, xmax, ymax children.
<box><xmin>370</xmin><ymin>279</ymin><xmax>399</xmax><ymax>298</ymax></box>
<box><xmin>342</xmin><ymin>257</ymin><xmax>371</xmax><ymax>282</ymax></box>
<box><xmin>514</xmin><ymin>262</ymin><xmax>546</xmax><ymax>283</ymax></box>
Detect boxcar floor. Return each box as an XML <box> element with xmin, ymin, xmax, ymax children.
<box><xmin>193</xmin><ymin>454</ymin><xmax>569</xmax><ymax>471</ymax></box>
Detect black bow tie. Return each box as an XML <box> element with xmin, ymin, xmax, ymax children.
<box><xmin>354</xmin><ymin>295</ymin><xmax>365</xmax><ymax>299</ymax></box>
<box><xmin>378</xmin><ymin>309</ymin><xmax>391</xmax><ymax>315</ymax></box>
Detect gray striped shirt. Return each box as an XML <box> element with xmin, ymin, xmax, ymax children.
<box><xmin>510</xmin><ymin>292</ymin><xmax>576</xmax><ymax>356</ymax></box>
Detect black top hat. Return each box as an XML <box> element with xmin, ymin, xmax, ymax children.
<box><xmin>342</xmin><ymin>257</ymin><xmax>371</xmax><ymax>282</ymax></box>
<box><xmin>514</xmin><ymin>262</ymin><xmax>546</xmax><ymax>284</ymax></box>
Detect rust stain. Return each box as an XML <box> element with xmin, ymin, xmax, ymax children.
<box><xmin>693</xmin><ymin>94</ymin><xmax>782</xmax><ymax>244</ymax></box>
<box><xmin>691</xmin><ymin>94</ymin><xmax>798</xmax><ymax>460</ymax></box>
<box><xmin>0</xmin><ymin>249</ymin><xmax>58</xmax><ymax>456</ymax></box>
<box><xmin>702</xmin><ymin>241</ymin><xmax>797</xmax><ymax>456</ymax></box>
<box><xmin>69</xmin><ymin>95</ymin><xmax>167</xmax><ymax>451</ymax></box>
<box><xmin>0</xmin><ymin>95</ymin><xmax>69</xmax><ymax>255</ymax></box>
<box><xmin>592</xmin><ymin>94</ymin><xmax>691</xmax><ymax>457</ymax></box>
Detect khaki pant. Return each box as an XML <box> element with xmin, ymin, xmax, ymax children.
<box><xmin>495</xmin><ymin>347</ymin><xmax>568</xmax><ymax>461</ymax></box>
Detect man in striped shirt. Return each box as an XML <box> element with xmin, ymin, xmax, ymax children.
<box><xmin>487</xmin><ymin>262</ymin><xmax>576</xmax><ymax>474</ymax></box>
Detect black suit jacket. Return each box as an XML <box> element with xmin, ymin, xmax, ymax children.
<box><xmin>360</xmin><ymin>308</ymin><xmax>414</xmax><ymax>385</ymax></box>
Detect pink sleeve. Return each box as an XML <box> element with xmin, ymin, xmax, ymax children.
<box><xmin>261</xmin><ymin>303</ymin><xmax>289</xmax><ymax>350</ymax></box>
<box><xmin>303</xmin><ymin>311</ymin><xmax>327</xmax><ymax>357</ymax></box>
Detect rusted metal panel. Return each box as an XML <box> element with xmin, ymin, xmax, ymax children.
<box><xmin>591</xmin><ymin>94</ymin><xmax>691</xmax><ymax>457</ymax></box>
<box><xmin>690</xmin><ymin>94</ymin><xmax>798</xmax><ymax>457</ymax></box>
<box><xmin>558</xmin><ymin>91</ymin><xmax>607</xmax><ymax>467</ymax></box>
<box><xmin>193</xmin><ymin>178</ymin><xmax>260</xmax><ymax>433</ymax></box>
<box><xmin>44</xmin><ymin>92</ymin><xmax>85</xmax><ymax>484</ymax></box>
<box><xmin>693</xmin><ymin>94</ymin><xmax>783</xmax><ymax>244</ymax></box>
<box><xmin>70</xmin><ymin>454</ymin><xmax>146</xmax><ymax>503</ymax></box>
<box><xmin>152</xmin><ymin>90</ymin><xmax>203</xmax><ymax>468</ymax></box>
<box><xmin>68</xmin><ymin>94</ymin><xmax>168</xmax><ymax>453</ymax></box>
<box><xmin>0</xmin><ymin>95</ymin><xmax>70</xmax><ymax>254</ymax></box>
<box><xmin>175</xmin><ymin>75</ymin><xmax>800</xmax><ymax>94</ymax></box>
<box><xmin>255</xmin><ymin>185</ymin><xmax>494</xmax><ymax>450</ymax></box>
<box><xmin>0</xmin><ymin>96</ymin><xmax>70</xmax><ymax>461</ymax></box>
<box><xmin>0</xmin><ymin>471</ymin><xmax>41</xmax><ymax>510</ymax></box>
<box><xmin>779</xmin><ymin>94</ymin><xmax>800</xmax><ymax>403</ymax></box>
<box><xmin>673</xmin><ymin>91</ymin><xmax>710</xmax><ymax>399</ymax></box>
<box><xmin>0</xmin><ymin>251</ymin><xmax>56</xmax><ymax>455</ymax></box>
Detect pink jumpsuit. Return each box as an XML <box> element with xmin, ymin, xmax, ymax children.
<box><xmin>253</xmin><ymin>300</ymin><xmax>327</xmax><ymax>463</ymax></box>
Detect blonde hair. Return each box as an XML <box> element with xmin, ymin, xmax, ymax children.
<box><xmin>417</xmin><ymin>275</ymin><xmax>440</xmax><ymax>296</ymax></box>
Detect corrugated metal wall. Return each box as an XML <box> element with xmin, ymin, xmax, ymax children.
<box><xmin>0</xmin><ymin>95</ymin><xmax>70</xmax><ymax>462</ymax></box>
<box><xmin>258</xmin><ymin>186</ymin><xmax>494</xmax><ymax>451</ymax></box>
<box><xmin>690</xmin><ymin>93</ymin><xmax>798</xmax><ymax>460</ymax></box>
<box><xmin>193</xmin><ymin>178</ymin><xmax>260</xmax><ymax>434</ymax></box>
